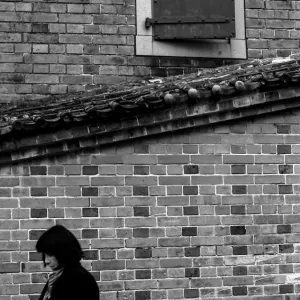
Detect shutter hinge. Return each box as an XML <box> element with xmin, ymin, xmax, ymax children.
<box><xmin>145</xmin><ymin>18</ymin><xmax>154</xmax><ymax>28</ymax></box>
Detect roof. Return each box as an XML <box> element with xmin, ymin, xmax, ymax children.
<box><xmin>1</xmin><ymin>55</ymin><xmax>300</xmax><ymax>165</ymax></box>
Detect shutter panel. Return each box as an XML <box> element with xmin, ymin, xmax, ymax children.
<box><xmin>149</xmin><ymin>0</ymin><xmax>235</xmax><ymax>40</ymax></box>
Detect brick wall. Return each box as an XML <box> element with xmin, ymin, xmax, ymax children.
<box><xmin>0</xmin><ymin>0</ymin><xmax>299</xmax><ymax>102</ymax></box>
<box><xmin>1</xmin><ymin>109</ymin><xmax>300</xmax><ymax>299</ymax></box>
<box><xmin>246</xmin><ymin>0</ymin><xmax>300</xmax><ymax>58</ymax></box>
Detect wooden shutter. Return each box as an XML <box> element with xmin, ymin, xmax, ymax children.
<box><xmin>148</xmin><ymin>0</ymin><xmax>235</xmax><ymax>40</ymax></box>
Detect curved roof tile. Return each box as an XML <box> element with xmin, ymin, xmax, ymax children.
<box><xmin>1</xmin><ymin>56</ymin><xmax>300</xmax><ymax>164</ymax></box>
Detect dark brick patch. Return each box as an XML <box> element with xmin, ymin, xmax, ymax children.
<box><xmin>277</xmin><ymin>225</ymin><xmax>291</xmax><ymax>234</ymax></box>
<box><xmin>82</xmin><ymin>208</ymin><xmax>98</xmax><ymax>217</ymax></box>
<box><xmin>230</xmin><ymin>226</ymin><xmax>246</xmax><ymax>235</ymax></box>
<box><xmin>31</xmin><ymin>209</ymin><xmax>47</xmax><ymax>218</ymax></box>
<box><xmin>135</xmin><ymin>248</ymin><xmax>152</xmax><ymax>258</ymax></box>
<box><xmin>232</xmin><ymin>286</ymin><xmax>247</xmax><ymax>296</ymax></box>
<box><xmin>29</xmin><ymin>230</ymin><xmax>45</xmax><ymax>240</ymax></box>
<box><xmin>83</xmin><ymin>250</ymin><xmax>99</xmax><ymax>260</ymax></box>
<box><xmin>279</xmin><ymin>244</ymin><xmax>294</xmax><ymax>254</ymax></box>
<box><xmin>133</xmin><ymin>186</ymin><xmax>149</xmax><ymax>196</ymax></box>
<box><xmin>134</xmin><ymin>207</ymin><xmax>149</xmax><ymax>217</ymax></box>
<box><xmin>133</xmin><ymin>228</ymin><xmax>149</xmax><ymax>238</ymax></box>
<box><xmin>185</xmin><ymin>268</ymin><xmax>200</xmax><ymax>277</ymax></box>
<box><xmin>184</xmin><ymin>247</ymin><xmax>200</xmax><ymax>257</ymax></box>
<box><xmin>231</xmin><ymin>165</ymin><xmax>246</xmax><ymax>174</ymax></box>
<box><xmin>183</xmin><ymin>206</ymin><xmax>199</xmax><ymax>215</ymax></box>
<box><xmin>136</xmin><ymin>269</ymin><xmax>151</xmax><ymax>279</ymax></box>
<box><xmin>233</xmin><ymin>266</ymin><xmax>247</xmax><ymax>276</ymax></box>
<box><xmin>277</xmin><ymin>125</ymin><xmax>291</xmax><ymax>134</ymax></box>
<box><xmin>184</xmin><ymin>165</ymin><xmax>199</xmax><ymax>174</ymax></box>
<box><xmin>232</xmin><ymin>185</ymin><xmax>247</xmax><ymax>194</ymax></box>
<box><xmin>278</xmin><ymin>185</ymin><xmax>293</xmax><ymax>194</ymax></box>
<box><xmin>279</xmin><ymin>165</ymin><xmax>293</xmax><ymax>174</ymax></box>
<box><xmin>277</xmin><ymin>144</ymin><xmax>291</xmax><ymax>154</ymax></box>
<box><xmin>31</xmin><ymin>187</ymin><xmax>47</xmax><ymax>197</ymax></box>
<box><xmin>279</xmin><ymin>284</ymin><xmax>294</xmax><ymax>294</ymax></box>
<box><xmin>82</xmin><ymin>229</ymin><xmax>98</xmax><ymax>239</ymax></box>
<box><xmin>183</xmin><ymin>186</ymin><xmax>198</xmax><ymax>195</ymax></box>
<box><xmin>135</xmin><ymin>291</ymin><xmax>151</xmax><ymax>300</ymax></box>
<box><xmin>233</xmin><ymin>246</ymin><xmax>247</xmax><ymax>255</ymax></box>
<box><xmin>184</xmin><ymin>289</ymin><xmax>199</xmax><ymax>298</ymax></box>
<box><xmin>231</xmin><ymin>206</ymin><xmax>246</xmax><ymax>215</ymax></box>
<box><xmin>134</xmin><ymin>166</ymin><xmax>149</xmax><ymax>175</ymax></box>
<box><xmin>82</xmin><ymin>187</ymin><xmax>98</xmax><ymax>196</ymax></box>
<box><xmin>30</xmin><ymin>166</ymin><xmax>47</xmax><ymax>175</ymax></box>
<box><xmin>82</xmin><ymin>166</ymin><xmax>98</xmax><ymax>175</ymax></box>
<box><xmin>182</xmin><ymin>227</ymin><xmax>197</xmax><ymax>236</ymax></box>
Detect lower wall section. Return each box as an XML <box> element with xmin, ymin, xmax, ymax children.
<box><xmin>1</xmin><ymin>110</ymin><xmax>300</xmax><ymax>300</ymax></box>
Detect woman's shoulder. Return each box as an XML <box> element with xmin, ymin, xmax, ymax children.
<box><xmin>53</xmin><ymin>264</ymin><xmax>99</xmax><ymax>300</ymax></box>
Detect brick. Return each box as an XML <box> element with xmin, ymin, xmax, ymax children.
<box><xmin>92</xmin><ymin>260</ymin><xmax>125</xmax><ymax>271</ymax></box>
<box><xmin>136</xmin><ymin>270</ymin><xmax>151</xmax><ymax>279</ymax></box>
<box><xmin>0</xmin><ymin>263</ymin><xmax>20</xmax><ymax>273</ymax></box>
<box><xmin>133</xmin><ymin>228</ymin><xmax>149</xmax><ymax>238</ymax></box>
<box><xmin>133</xmin><ymin>207</ymin><xmax>149</xmax><ymax>217</ymax></box>
<box><xmin>82</xmin><ymin>229</ymin><xmax>98</xmax><ymax>239</ymax></box>
<box><xmin>231</xmin><ymin>206</ymin><xmax>246</xmax><ymax>215</ymax></box>
<box><xmin>277</xmin><ymin>125</ymin><xmax>291</xmax><ymax>134</ymax></box>
<box><xmin>184</xmin><ymin>289</ymin><xmax>199</xmax><ymax>298</ymax></box>
<box><xmin>135</xmin><ymin>291</ymin><xmax>150</xmax><ymax>300</ymax></box>
<box><xmin>135</xmin><ymin>248</ymin><xmax>152</xmax><ymax>259</ymax></box>
<box><xmin>277</xmin><ymin>225</ymin><xmax>291</xmax><ymax>234</ymax></box>
<box><xmin>183</xmin><ymin>206</ymin><xmax>198</xmax><ymax>215</ymax></box>
<box><xmin>184</xmin><ymin>165</ymin><xmax>199</xmax><ymax>174</ymax></box>
<box><xmin>230</xmin><ymin>226</ymin><xmax>246</xmax><ymax>235</ymax></box>
<box><xmin>233</xmin><ymin>246</ymin><xmax>248</xmax><ymax>255</ymax></box>
<box><xmin>185</xmin><ymin>268</ymin><xmax>200</xmax><ymax>278</ymax></box>
<box><xmin>279</xmin><ymin>165</ymin><xmax>293</xmax><ymax>174</ymax></box>
<box><xmin>30</xmin><ymin>209</ymin><xmax>47</xmax><ymax>218</ymax></box>
<box><xmin>231</xmin><ymin>165</ymin><xmax>246</xmax><ymax>174</ymax></box>
<box><xmin>280</xmin><ymin>284</ymin><xmax>294</xmax><ymax>294</ymax></box>
<box><xmin>232</xmin><ymin>185</ymin><xmax>247</xmax><ymax>194</ymax></box>
<box><xmin>182</xmin><ymin>227</ymin><xmax>197</xmax><ymax>236</ymax></box>
<box><xmin>232</xmin><ymin>286</ymin><xmax>247</xmax><ymax>296</ymax></box>
<box><xmin>133</xmin><ymin>186</ymin><xmax>148</xmax><ymax>196</ymax></box>
<box><xmin>233</xmin><ymin>266</ymin><xmax>247</xmax><ymax>276</ymax></box>
<box><xmin>30</xmin><ymin>166</ymin><xmax>47</xmax><ymax>175</ymax></box>
<box><xmin>279</xmin><ymin>244</ymin><xmax>294</xmax><ymax>253</ymax></box>
<box><xmin>30</xmin><ymin>187</ymin><xmax>47</xmax><ymax>197</ymax></box>
<box><xmin>83</xmin><ymin>250</ymin><xmax>98</xmax><ymax>260</ymax></box>
<box><xmin>277</xmin><ymin>144</ymin><xmax>291</xmax><ymax>154</ymax></box>
<box><xmin>82</xmin><ymin>187</ymin><xmax>98</xmax><ymax>197</ymax></box>
<box><xmin>184</xmin><ymin>247</ymin><xmax>200</xmax><ymax>257</ymax></box>
<box><xmin>82</xmin><ymin>166</ymin><xmax>98</xmax><ymax>175</ymax></box>
<box><xmin>82</xmin><ymin>208</ymin><xmax>98</xmax><ymax>217</ymax></box>
<box><xmin>279</xmin><ymin>185</ymin><xmax>293</xmax><ymax>194</ymax></box>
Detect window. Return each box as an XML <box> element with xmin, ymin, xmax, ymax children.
<box><xmin>136</xmin><ymin>0</ymin><xmax>246</xmax><ymax>59</ymax></box>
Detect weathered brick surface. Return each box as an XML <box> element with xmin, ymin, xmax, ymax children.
<box><xmin>0</xmin><ymin>0</ymin><xmax>299</xmax><ymax>101</ymax></box>
<box><xmin>2</xmin><ymin>109</ymin><xmax>300</xmax><ymax>299</ymax></box>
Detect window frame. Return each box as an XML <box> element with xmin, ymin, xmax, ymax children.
<box><xmin>135</xmin><ymin>0</ymin><xmax>247</xmax><ymax>59</ymax></box>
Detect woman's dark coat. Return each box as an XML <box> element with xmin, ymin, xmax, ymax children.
<box><xmin>39</xmin><ymin>264</ymin><xmax>99</xmax><ymax>300</ymax></box>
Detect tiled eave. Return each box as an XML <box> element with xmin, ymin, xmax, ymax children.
<box><xmin>1</xmin><ymin>57</ymin><xmax>300</xmax><ymax>165</ymax></box>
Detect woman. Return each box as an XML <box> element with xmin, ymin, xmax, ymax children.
<box><xmin>36</xmin><ymin>225</ymin><xmax>99</xmax><ymax>300</ymax></box>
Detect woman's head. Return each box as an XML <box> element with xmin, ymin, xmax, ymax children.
<box><xmin>36</xmin><ymin>225</ymin><xmax>83</xmax><ymax>269</ymax></box>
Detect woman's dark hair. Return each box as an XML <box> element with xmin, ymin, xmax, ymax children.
<box><xmin>36</xmin><ymin>225</ymin><xmax>83</xmax><ymax>267</ymax></box>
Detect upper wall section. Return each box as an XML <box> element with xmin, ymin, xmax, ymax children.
<box><xmin>0</xmin><ymin>0</ymin><xmax>299</xmax><ymax>102</ymax></box>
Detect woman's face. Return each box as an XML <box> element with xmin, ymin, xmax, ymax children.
<box><xmin>45</xmin><ymin>254</ymin><xmax>59</xmax><ymax>271</ymax></box>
